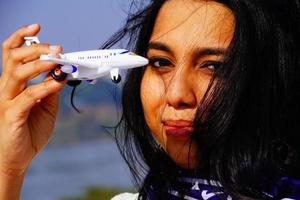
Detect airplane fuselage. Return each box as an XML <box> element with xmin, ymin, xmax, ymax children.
<box><xmin>59</xmin><ymin>49</ymin><xmax>148</xmax><ymax>80</ymax></box>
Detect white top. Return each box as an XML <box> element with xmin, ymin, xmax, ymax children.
<box><xmin>111</xmin><ymin>193</ymin><xmax>139</xmax><ymax>200</ymax></box>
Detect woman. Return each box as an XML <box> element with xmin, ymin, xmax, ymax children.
<box><xmin>0</xmin><ymin>0</ymin><xmax>299</xmax><ymax>199</ymax></box>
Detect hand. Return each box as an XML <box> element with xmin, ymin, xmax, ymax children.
<box><xmin>0</xmin><ymin>24</ymin><xmax>66</xmax><ymax>176</ymax></box>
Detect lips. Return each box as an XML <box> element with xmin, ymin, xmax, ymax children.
<box><xmin>163</xmin><ymin>120</ymin><xmax>193</xmax><ymax>137</ymax></box>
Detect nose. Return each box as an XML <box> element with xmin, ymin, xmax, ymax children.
<box><xmin>165</xmin><ymin>68</ymin><xmax>197</xmax><ymax>109</ymax></box>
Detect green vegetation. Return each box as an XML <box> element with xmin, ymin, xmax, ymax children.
<box><xmin>60</xmin><ymin>187</ymin><xmax>134</xmax><ymax>200</ymax></box>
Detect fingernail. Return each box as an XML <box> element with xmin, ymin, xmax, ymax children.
<box><xmin>50</xmin><ymin>45</ymin><xmax>61</xmax><ymax>52</ymax></box>
<box><xmin>27</xmin><ymin>24</ymin><xmax>38</xmax><ymax>31</ymax></box>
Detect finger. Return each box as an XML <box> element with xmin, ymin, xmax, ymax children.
<box><xmin>32</xmin><ymin>75</ymin><xmax>62</xmax><ymax>121</ymax></box>
<box><xmin>1</xmin><ymin>60</ymin><xmax>60</xmax><ymax>100</ymax></box>
<box><xmin>2</xmin><ymin>24</ymin><xmax>40</xmax><ymax>66</ymax></box>
<box><xmin>2</xmin><ymin>44</ymin><xmax>61</xmax><ymax>86</ymax></box>
<box><xmin>12</xmin><ymin>78</ymin><xmax>66</xmax><ymax>115</ymax></box>
<box><xmin>6</xmin><ymin>44</ymin><xmax>62</xmax><ymax>67</ymax></box>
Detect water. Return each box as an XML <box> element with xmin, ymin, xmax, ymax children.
<box><xmin>21</xmin><ymin>139</ymin><xmax>133</xmax><ymax>200</ymax></box>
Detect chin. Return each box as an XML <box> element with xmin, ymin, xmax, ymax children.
<box><xmin>166</xmin><ymin>140</ymin><xmax>198</xmax><ymax>169</ymax></box>
<box><xmin>173</xmin><ymin>157</ymin><xmax>198</xmax><ymax>169</ymax></box>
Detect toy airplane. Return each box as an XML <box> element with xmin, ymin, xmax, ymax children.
<box><xmin>24</xmin><ymin>36</ymin><xmax>148</xmax><ymax>84</ymax></box>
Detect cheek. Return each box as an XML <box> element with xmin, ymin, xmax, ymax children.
<box><xmin>140</xmin><ymin>67</ymin><xmax>166</xmax><ymax>139</ymax></box>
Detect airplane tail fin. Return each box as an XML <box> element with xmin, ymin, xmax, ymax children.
<box><xmin>24</xmin><ymin>36</ymin><xmax>40</xmax><ymax>46</ymax></box>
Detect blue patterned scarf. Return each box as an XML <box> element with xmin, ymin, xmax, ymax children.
<box><xmin>147</xmin><ymin>170</ymin><xmax>300</xmax><ymax>199</ymax></box>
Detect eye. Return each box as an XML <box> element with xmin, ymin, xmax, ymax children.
<box><xmin>199</xmin><ymin>61</ymin><xmax>222</xmax><ymax>71</ymax></box>
<box><xmin>148</xmin><ymin>57</ymin><xmax>173</xmax><ymax>68</ymax></box>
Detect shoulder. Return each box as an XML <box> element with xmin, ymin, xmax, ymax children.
<box><xmin>111</xmin><ymin>193</ymin><xmax>139</xmax><ymax>200</ymax></box>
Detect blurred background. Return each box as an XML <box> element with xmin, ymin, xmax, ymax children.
<box><xmin>0</xmin><ymin>0</ymin><xmax>142</xmax><ymax>199</ymax></box>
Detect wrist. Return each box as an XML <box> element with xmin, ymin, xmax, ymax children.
<box><xmin>0</xmin><ymin>167</ymin><xmax>26</xmax><ymax>178</ymax></box>
<box><xmin>0</xmin><ymin>166</ymin><xmax>26</xmax><ymax>200</ymax></box>
<box><xmin>0</xmin><ymin>162</ymin><xmax>27</xmax><ymax>178</ymax></box>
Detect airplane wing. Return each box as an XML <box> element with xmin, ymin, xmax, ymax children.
<box><xmin>40</xmin><ymin>54</ymin><xmax>99</xmax><ymax>69</ymax></box>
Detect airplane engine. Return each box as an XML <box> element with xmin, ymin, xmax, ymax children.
<box><xmin>51</xmin><ymin>65</ymin><xmax>67</xmax><ymax>81</ymax></box>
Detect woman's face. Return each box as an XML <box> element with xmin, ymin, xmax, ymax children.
<box><xmin>141</xmin><ymin>0</ymin><xmax>234</xmax><ymax>169</ymax></box>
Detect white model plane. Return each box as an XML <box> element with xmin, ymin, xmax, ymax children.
<box><xmin>24</xmin><ymin>36</ymin><xmax>148</xmax><ymax>84</ymax></box>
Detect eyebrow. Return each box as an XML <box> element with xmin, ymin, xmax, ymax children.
<box><xmin>148</xmin><ymin>42</ymin><xmax>172</xmax><ymax>53</ymax></box>
<box><xmin>148</xmin><ymin>41</ymin><xmax>227</xmax><ymax>57</ymax></box>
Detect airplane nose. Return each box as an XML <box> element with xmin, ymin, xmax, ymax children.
<box><xmin>138</xmin><ymin>56</ymin><xmax>149</xmax><ymax>66</ymax></box>
<box><xmin>126</xmin><ymin>54</ymin><xmax>149</xmax><ymax>68</ymax></box>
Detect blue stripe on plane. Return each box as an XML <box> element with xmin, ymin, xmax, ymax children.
<box><xmin>120</xmin><ymin>50</ymin><xmax>129</xmax><ymax>54</ymax></box>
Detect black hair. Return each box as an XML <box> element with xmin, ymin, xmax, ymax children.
<box><xmin>100</xmin><ymin>0</ymin><xmax>300</xmax><ymax>199</ymax></box>
<box><xmin>193</xmin><ymin>0</ymin><xmax>300</xmax><ymax>199</ymax></box>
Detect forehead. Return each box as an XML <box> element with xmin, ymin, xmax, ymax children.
<box><xmin>150</xmin><ymin>0</ymin><xmax>235</xmax><ymax>50</ymax></box>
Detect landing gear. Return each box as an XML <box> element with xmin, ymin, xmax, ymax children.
<box><xmin>51</xmin><ymin>65</ymin><xmax>67</xmax><ymax>81</ymax></box>
<box><xmin>112</xmin><ymin>74</ymin><xmax>121</xmax><ymax>84</ymax></box>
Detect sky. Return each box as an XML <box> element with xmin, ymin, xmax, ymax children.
<box><xmin>0</xmin><ymin>0</ymin><xmax>132</xmax><ymax>67</ymax></box>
